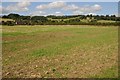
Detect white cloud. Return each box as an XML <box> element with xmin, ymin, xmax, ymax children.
<box><xmin>54</xmin><ymin>11</ymin><xmax>63</xmax><ymax>16</ymax></box>
<box><xmin>35</xmin><ymin>1</ymin><xmax>102</xmax><ymax>16</ymax></box>
<box><xmin>81</xmin><ymin>4</ymin><xmax>102</xmax><ymax>12</ymax></box>
<box><xmin>58</xmin><ymin>3</ymin><xmax>102</xmax><ymax>13</ymax></box>
<box><xmin>17</xmin><ymin>1</ymin><xmax>30</xmax><ymax>8</ymax></box>
<box><xmin>2</xmin><ymin>1</ymin><xmax>31</xmax><ymax>14</ymax></box>
<box><xmin>36</xmin><ymin>4</ymin><xmax>48</xmax><ymax>10</ymax></box>
<box><xmin>1</xmin><ymin>8</ymin><xmax>10</xmax><ymax>14</ymax></box>
<box><xmin>30</xmin><ymin>11</ymin><xmax>46</xmax><ymax>16</ymax></box>
<box><xmin>73</xmin><ymin>11</ymin><xmax>84</xmax><ymax>15</ymax></box>
<box><xmin>36</xmin><ymin>1</ymin><xmax>102</xmax><ymax>15</ymax></box>
<box><xmin>86</xmin><ymin>13</ymin><xmax>97</xmax><ymax>15</ymax></box>
<box><xmin>63</xmin><ymin>4</ymin><xmax>101</xmax><ymax>14</ymax></box>
<box><xmin>34</xmin><ymin>2</ymin><xmax>102</xmax><ymax>16</ymax></box>
<box><xmin>49</xmin><ymin>1</ymin><xmax>66</xmax><ymax>8</ymax></box>
<box><xmin>71</xmin><ymin>4</ymin><xmax>102</xmax><ymax>15</ymax></box>
<box><xmin>2</xmin><ymin>1</ymin><xmax>102</xmax><ymax>16</ymax></box>
<box><xmin>55</xmin><ymin>12</ymin><xmax>61</xmax><ymax>14</ymax></box>
<box><xmin>30</xmin><ymin>11</ymin><xmax>64</xmax><ymax>16</ymax></box>
<box><xmin>91</xmin><ymin>4</ymin><xmax>102</xmax><ymax>11</ymax></box>
<box><xmin>36</xmin><ymin>1</ymin><xmax>66</xmax><ymax>10</ymax></box>
<box><xmin>63</xmin><ymin>4</ymin><xmax>79</xmax><ymax>11</ymax></box>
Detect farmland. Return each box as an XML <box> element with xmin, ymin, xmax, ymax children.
<box><xmin>1</xmin><ymin>13</ymin><xmax>120</xmax><ymax>26</ymax></box>
<box><xmin>2</xmin><ymin>25</ymin><xmax>118</xmax><ymax>78</ymax></box>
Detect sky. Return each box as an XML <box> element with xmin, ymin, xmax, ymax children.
<box><xmin>0</xmin><ymin>1</ymin><xmax>119</xmax><ymax>16</ymax></box>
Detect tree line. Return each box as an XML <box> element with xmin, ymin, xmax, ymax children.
<box><xmin>1</xmin><ymin>13</ymin><xmax>120</xmax><ymax>26</ymax></box>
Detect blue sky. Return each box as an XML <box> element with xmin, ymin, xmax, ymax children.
<box><xmin>1</xmin><ymin>1</ymin><xmax>118</xmax><ymax>16</ymax></box>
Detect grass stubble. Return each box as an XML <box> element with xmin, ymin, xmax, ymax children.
<box><xmin>2</xmin><ymin>25</ymin><xmax>118</xmax><ymax>78</ymax></box>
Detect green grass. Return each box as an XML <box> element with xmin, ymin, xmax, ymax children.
<box><xmin>91</xmin><ymin>66</ymin><xmax>118</xmax><ymax>78</ymax></box>
<box><xmin>97</xmin><ymin>20</ymin><xmax>116</xmax><ymax>23</ymax></box>
<box><xmin>0</xmin><ymin>18</ymin><xmax>14</xmax><ymax>22</ymax></box>
<box><xmin>2</xmin><ymin>25</ymin><xmax>118</xmax><ymax>78</ymax></box>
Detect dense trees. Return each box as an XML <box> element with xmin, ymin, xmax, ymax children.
<box><xmin>2</xmin><ymin>21</ymin><xmax>15</xmax><ymax>26</ymax></box>
<box><xmin>1</xmin><ymin>13</ymin><xmax>120</xmax><ymax>26</ymax></box>
<box><xmin>7</xmin><ymin>13</ymin><xmax>20</xmax><ymax>19</ymax></box>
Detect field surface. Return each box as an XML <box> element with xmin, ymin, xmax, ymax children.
<box><xmin>2</xmin><ymin>25</ymin><xmax>118</xmax><ymax>78</ymax></box>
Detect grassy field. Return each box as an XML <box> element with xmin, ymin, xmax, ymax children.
<box><xmin>0</xmin><ymin>18</ymin><xmax>15</xmax><ymax>22</ymax></box>
<box><xmin>2</xmin><ymin>25</ymin><xmax>118</xmax><ymax>78</ymax></box>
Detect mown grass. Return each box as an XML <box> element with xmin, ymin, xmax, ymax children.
<box><xmin>2</xmin><ymin>25</ymin><xmax>118</xmax><ymax>78</ymax></box>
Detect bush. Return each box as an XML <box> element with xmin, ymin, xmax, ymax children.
<box><xmin>2</xmin><ymin>21</ymin><xmax>15</xmax><ymax>26</ymax></box>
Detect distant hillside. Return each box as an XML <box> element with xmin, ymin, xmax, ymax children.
<box><xmin>1</xmin><ymin>13</ymin><xmax>120</xmax><ymax>26</ymax></box>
